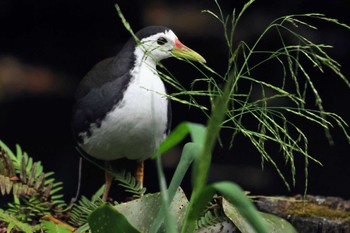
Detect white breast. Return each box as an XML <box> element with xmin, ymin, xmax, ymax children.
<box><xmin>79</xmin><ymin>59</ymin><xmax>168</xmax><ymax>161</ymax></box>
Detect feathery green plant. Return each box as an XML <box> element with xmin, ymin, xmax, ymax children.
<box><xmin>181</xmin><ymin>1</ymin><xmax>349</xmax><ymax>230</ymax></box>
<box><xmin>196</xmin><ymin>198</ymin><xmax>226</xmax><ymax>230</ymax></box>
<box><xmin>0</xmin><ymin>209</ymin><xmax>38</xmax><ymax>233</ymax></box>
<box><xmin>0</xmin><ymin>140</ymin><xmax>66</xmax><ymax>231</ymax></box>
<box><xmin>174</xmin><ymin>0</ymin><xmax>350</xmax><ymax>191</ymax></box>
<box><xmin>192</xmin><ymin>0</ymin><xmax>350</xmax><ymax>192</ymax></box>
<box><xmin>114</xmin><ymin>169</ymin><xmax>146</xmax><ymax>198</ymax></box>
<box><xmin>0</xmin><ymin>140</ymin><xmax>66</xmax><ymax>206</ymax></box>
<box><xmin>69</xmin><ymin>185</ymin><xmax>104</xmax><ymax>227</ymax></box>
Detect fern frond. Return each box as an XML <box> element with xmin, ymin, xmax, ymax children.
<box><xmin>69</xmin><ymin>194</ymin><xmax>103</xmax><ymax>227</ymax></box>
<box><xmin>0</xmin><ymin>209</ymin><xmax>37</xmax><ymax>233</ymax></box>
<box><xmin>0</xmin><ymin>140</ymin><xmax>65</xmax><ymax>200</ymax></box>
<box><xmin>0</xmin><ymin>174</ymin><xmax>36</xmax><ymax>196</ymax></box>
<box><xmin>0</xmin><ymin>175</ymin><xmax>13</xmax><ymax>195</ymax></box>
<box><xmin>0</xmin><ymin>140</ymin><xmax>67</xmax><ymax>225</ymax></box>
<box><xmin>6</xmin><ymin>194</ymin><xmax>51</xmax><ymax>222</ymax></box>
<box><xmin>0</xmin><ymin>148</ymin><xmax>16</xmax><ymax>177</ymax></box>
<box><xmin>114</xmin><ymin>170</ymin><xmax>146</xmax><ymax>198</ymax></box>
<box><xmin>196</xmin><ymin>199</ymin><xmax>227</xmax><ymax>229</ymax></box>
<box><xmin>0</xmin><ymin>140</ymin><xmax>60</xmax><ymax>198</ymax></box>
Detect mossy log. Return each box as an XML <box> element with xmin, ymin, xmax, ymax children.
<box><xmin>256</xmin><ymin>195</ymin><xmax>350</xmax><ymax>233</ymax></box>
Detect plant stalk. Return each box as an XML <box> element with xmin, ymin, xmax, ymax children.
<box><xmin>181</xmin><ymin>70</ymin><xmax>236</xmax><ymax>232</ymax></box>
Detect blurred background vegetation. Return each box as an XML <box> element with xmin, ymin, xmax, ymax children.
<box><xmin>0</xmin><ymin>0</ymin><xmax>349</xmax><ymax>204</ymax></box>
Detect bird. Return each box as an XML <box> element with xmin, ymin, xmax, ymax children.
<box><xmin>71</xmin><ymin>26</ymin><xmax>205</xmax><ymax>201</ymax></box>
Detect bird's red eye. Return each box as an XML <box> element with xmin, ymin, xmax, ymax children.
<box><xmin>157</xmin><ymin>37</ymin><xmax>168</xmax><ymax>45</ymax></box>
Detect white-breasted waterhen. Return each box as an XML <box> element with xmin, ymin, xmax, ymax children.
<box><xmin>71</xmin><ymin>26</ymin><xmax>205</xmax><ymax>201</ymax></box>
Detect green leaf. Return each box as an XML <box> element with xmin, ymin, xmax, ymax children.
<box><xmin>91</xmin><ymin>185</ymin><xmax>105</xmax><ymax>202</ymax></box>
<box><xmin>261</xmin><ymin>212</ymin><xmax>298</xmax><ymax>233</ymax></box>
<box><xmin>41</xmin><ymin>220</ymin><xmax>72</xmax><ymax>233</ymax></box>
<box><xmin>213</xmin><ymin>183</ymin><xmax>269</xmax><ymax>233</ymax></box>
<box><xmin>150</xmin><ymin>143</ymin><xmax>200</xmax><ymax>232</ymax></box>
<box><xmin>0</xmin><ymin>140</ymin><xmax>16</xmax><ymax>160</ymax></box>
<box><xmin>150</xmin><ymin>123</ymin><xmax>206</xmax><ymax>233</ymax></box>
<box><xmin>153</xmin><ymin>122</ymin><xmax>207</xmax><ymax>158</ymax></box>
<box><xmin>0</xmin><ymin>209</ymin><xmax>35</xmax><ymax>233</ymax></box>
<box><xmin>186</xmin><ymin>182</ymin><xmax>269</xmax><ymax>233</ymax></box>
<box><xmin>115</xmin><ymin>187</ymin><xmax>189</xmax><ymax>232</ymax></box>
<box><xmin>88</xmin><ymin>203</ymin><xmax>140</xmax><ymax>233</ymax></box>
<box><xmin>74</xmin><ymin>223</ymin><xmax>90</xmax><ymax>233</ymax></box>
<box><xmin>222</xmin><ymin>197</ymin><xmax>255</xmax><ymax>232</ymax></box>
<box><xmin>222</xmin><ymin>198</ymin><xmax>297</xmax><ymax>233</ymax></box>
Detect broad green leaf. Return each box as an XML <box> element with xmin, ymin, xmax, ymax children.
<box><xmin>88</xmin><ymin>203</ymin><xmax>140</xmax><ymax>233</ymax></box>
<box><xmin>41</xmin><ymin>220</ymin><xmax>72</xmax><ymax>233</ymax></box>
<box><xmin>115</xmin><ymin>187</ymin><xmax>189</xmax><ymax>232</ymax></box>
<box><xmin>222</xmin><ymin>198</ymin><xmax>298</xmax><ymax>233</ymax></box>
<box><xmin>261</xmin><ymin>212</ymin><xmax>298</xmax><ymax>233</ymax></box>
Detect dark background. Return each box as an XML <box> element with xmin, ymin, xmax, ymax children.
<box><xmin>0</xmin><ymin>0</ymin><xmax>349</xmax><ymax>203</ymax></box>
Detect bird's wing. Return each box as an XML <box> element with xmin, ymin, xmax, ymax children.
<box><xmin>72</xmin><ymin>51</ymin><xmax>135</xmax><ymax>141</ymax></box>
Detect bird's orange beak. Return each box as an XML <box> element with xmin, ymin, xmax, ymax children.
<box><xmin>171</xmin><ymin>38</ymin><xmax>206</xmax><ymax>64</ymax></box>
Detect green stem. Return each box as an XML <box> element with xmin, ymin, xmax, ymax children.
<box><xmin>181</xmin><ymin>70</ymin><xmax>236</xmax><ymax>233</ymax></box>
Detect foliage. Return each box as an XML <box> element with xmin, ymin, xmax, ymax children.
<box><xmin>193</xmin><ymin>0</ymin><xmax>350</xmax><ymax>192</ymax></box>
<box><xmin>0</xmin><ymin>142</ymin><xmax>48</xmax><ymax>197</ymax></box>
<box><xmin>0</xmin><ymin>140</ymin><xmax>66</xmax><ymax>232</ymax></box>
<box><xmin>0</xmin><ymin>209</ymin><xmax>38</xmax><ymax>233</ymax></box>
<box><xmin>114</xmin><ymin>169</ymin><xmax>146</xmax><ymax>198</ymax></box>
<box><xmin>69</xmin><ymin>185</ymin><xmax>104</xmax><ymax>227</ymax></box>
<box><xmin>205</xmin><ymin>1</ymin><xmax>350</xmax><ymax>191</ymax></box>
<box><xmin>69</xmin><ymin>167</ymin><xmax>147</xmax><ymax>229</ymax></box>
<box><xmin>0</xmin><ymin>141</ymin><xmax>149</xmax><ymax>232</ymax></box>
<box><xmin>6</xmin><ymin>194</ymin><xmax>51</xmax><ymax>223</ymax></box>
<box><xmin>222</xmin><ymin>198</ymin><xmax>297</xmax><ymax>233</ymax></box>
<box><xmin>116</xmin><ymin>0</ymin><xmax>350</xmax><ymax>232</ymax></box>
<box><xmin>76</xmin><ymin>185</ymin><xmax>188</xmax><ymax>232</ymax></box>
<box><xmin>196</xmin><ymin>198</ymin><xmax>226</xmax><ymax>229</ymax></box>
<box><xmin>41</xmin><ymin>220</ymin><xmax>72</xmax><ymax>233</ymax></box>
<box><xmin>88</xmin><ymin>203</ymin><xmax>140</xmax><ymax>233</ymax></box>
<box><xmin>85</xmin><ymin>180</ymin><xmax>293</xmax><ymax>233</ymax></box>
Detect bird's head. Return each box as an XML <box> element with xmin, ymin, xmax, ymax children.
<box><xmin>135</xmin><ymin>26</ymin><xmax>206</xmax><ymax>64</ymax></box>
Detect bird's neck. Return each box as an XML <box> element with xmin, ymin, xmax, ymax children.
<box><xmin>133</xmin><ymin>47</ymin><xmax>158</xmax><ymax>73</ymax></box>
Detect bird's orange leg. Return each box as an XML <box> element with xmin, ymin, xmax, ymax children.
<box><xmin>102</xmin><ymin>171</ymin><xmax>113</xmax><ymax>202</ymax></box>
<box><xmin>135</xmin><ymin>160</ymin><xmax>144</xmax><ymax>189</ymax></box>
<box><xmin>102</xmin><ymin>161</ymin><xmax>113</xmax><ymax>202</ymax></box>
